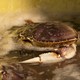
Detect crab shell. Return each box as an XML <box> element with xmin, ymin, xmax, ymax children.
<box><xmin>23</xmin><ymin>21</ymin><xmax>78</xmax><ymax>47</ymax></box>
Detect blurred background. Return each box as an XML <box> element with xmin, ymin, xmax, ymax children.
<box><xmin>0</xmin><ymin>0</ymin><xmax>80</xmax><ymax>31</ymax></box>
<box><xmin>0</xmin><ymin>0</ymin><xmax>80</xmax><ymax>23</ymax></box>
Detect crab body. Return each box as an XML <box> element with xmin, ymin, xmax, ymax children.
<box><xmin>10</xmin><ymin>21</ymin><xmax>78</xmax><ymax>63</ymax></box>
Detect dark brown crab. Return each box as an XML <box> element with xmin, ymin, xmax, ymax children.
<box><xmin>11</xmin><ymin>21</ymin><xmax>78</xmax><ymax>63</ymax></box>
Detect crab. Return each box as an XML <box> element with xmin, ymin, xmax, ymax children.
<box><xmin>9</xmin><ymin>21</ymin><xmax>78</xmax><ymax>63</ymax></box>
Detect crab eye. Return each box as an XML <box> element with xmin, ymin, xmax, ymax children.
<box><xmin>22</xmin><ymin>38</ymin><xmax>31</xmax><ymax>43</ymax></box>
<box><xmin>22</xmin><ymin>37</ymin><xmax>33</xmax><ymax>44</ymax></box>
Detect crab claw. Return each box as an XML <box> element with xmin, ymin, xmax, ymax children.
<box><xmin>19</xmin><ymin>44</ymin><xmax>76</xmax><ymax>64</ymax></box>
<box><xmin>20</xmin><ymin>52</ymin><xmax>65</xmax><ymax>64</ymax></box>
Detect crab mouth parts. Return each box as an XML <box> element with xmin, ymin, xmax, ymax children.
<box><xmin>20</xmin><ymin>43</ymin><xmax>76</xmax><ymax>63</ymax></box>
